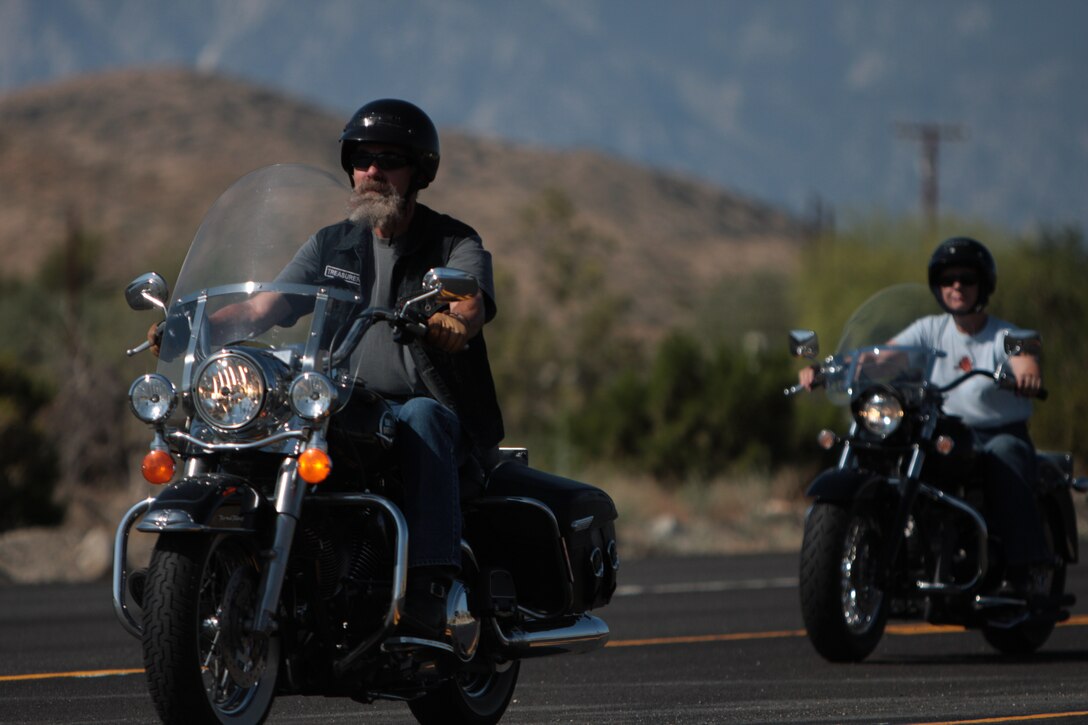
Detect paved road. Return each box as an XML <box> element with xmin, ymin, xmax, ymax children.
<box><xmin>2</xmin><ymin>552</ymin><xmax>1087</xmax><ymax>723</ymax></box>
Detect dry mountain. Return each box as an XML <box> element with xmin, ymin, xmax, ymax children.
<box><xmin>0</xmin><ymin>68</ymin><xmax>806</xmax><ymax>335</ymax></box>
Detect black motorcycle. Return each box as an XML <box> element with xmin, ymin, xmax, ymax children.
<box><xmin>112</xmin><ymin>164</ymin><xmax>618</xmax><ymax>724</ymax></box>
<box><xmin>786</xmin><ymin>283</ymin><xmax>1085</xmax><ymax>662</ymax></box>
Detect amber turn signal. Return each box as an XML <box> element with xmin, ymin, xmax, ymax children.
<box><xmin>142</xmin><ymin>449</ymin><xmax>176</xmax><ymax>484</ymax></box>
<box><xmin>298</xmin><ymin>448</ymin><xmax>332</xmax><ymax>484</ymax></box>
<box><xmin>816</xmin><ymin>429</ymin><xmax>839</xmax><ymax>450</ymax></box>
<box><xmin>935</xmin><ymin>435</ymin><xmax>955</xmax><ymax>455</ymax></box>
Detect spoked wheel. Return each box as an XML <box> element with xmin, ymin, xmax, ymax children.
<box><xmin>982</xmin><ymin>513</ymin><xmax>1066</xmax><ymax>655</ymax></box>
<box><xmin>800</xmin><ymin>501</ymin><xmax>889</xmax><ymax>662</ymax></box>
<box><xmin>407</xmin><ymin>658</ymin><xmax>520</xmax><ymax>725</ymax></box>
<box><xmin>142</xmin><ymin>533</ymin><xmax>280</xmax><ymax>724</ymax></box>
<box><xmin>406</xmin><ymin>556</ymin><xmax>520</xmax><ymax>725</ymax></box>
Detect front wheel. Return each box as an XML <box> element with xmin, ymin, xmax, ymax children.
<box><xmin>799</xmin><ymin>501</ymin><xmax>889</xmax><ymax>662</ymax></box>
<box><xmin>142</xmin><ymin>533</ymin><xmax>280</xmax><ymax>724</ymax></box>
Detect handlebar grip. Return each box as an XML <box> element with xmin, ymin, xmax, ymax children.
<box><xmin>1037</xmin><ymin>387</ymin><xmax>1048</xmax><ymax>401</ymax></box>
<box><xmin>784</xmin><ymin>383</ymin><xmax>806</xmax><ymax>397</ymax></box>
<box><xmin>392</xmin><ymin>320</ymin><xmax>429</xmax><ymax>344</ymax></box>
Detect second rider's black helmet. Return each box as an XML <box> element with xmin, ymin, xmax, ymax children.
<box><xmin>927</xmin><ymin>236</ymin><xmax>996</xmax><ymax>313</ymax></box>
<box><xmin>339</xmin><ymin>99</ymin><xmax>440</xmax><ymax>190</ymax></box>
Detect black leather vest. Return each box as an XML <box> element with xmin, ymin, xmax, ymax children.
<box><xmin>313</xmin><ymin>205</ymin><xmax>504</xmax><ymax>453</ymax></box>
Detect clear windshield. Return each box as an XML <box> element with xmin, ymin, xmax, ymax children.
<box><xmin>826</xmin><ymin>283</ymin><xmax>945</xmax><ymax>403</ymax></box>
<box><xmin>156</xmin><ymin>164</ymin><xmax>360</xmax><ymax>391</ymax></box>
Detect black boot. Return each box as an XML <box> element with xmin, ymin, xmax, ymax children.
<box><xmin>392</xmin><ymin>565</ymin><xmax>458</xmax><ymax>652</ymax></box>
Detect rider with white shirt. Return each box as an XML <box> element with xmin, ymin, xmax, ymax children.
<box><xmin>799</xmin><ymin>237</ymin><xmax>1051</xmax><ymax>595</ymax></box>
<box><xmin>892</xmin><ymin>238</ymin><xmax>1048</xmax><ymax>588</ymax></box>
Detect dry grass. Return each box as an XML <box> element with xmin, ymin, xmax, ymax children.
<box><xmin>597</xmin><ymin>468</ymin><xmax>811</xmax><ymax>559</ymax></box>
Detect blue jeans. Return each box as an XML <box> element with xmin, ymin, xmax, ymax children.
<box><xmin>973</xmin><ymin>422</ymin><xmax>1051</xmax><ymax>567</ymax></box>
<box><xmin>388</xmin><ymin>398</ymin><xmax>464</xmax><ymax>570</ymax></box>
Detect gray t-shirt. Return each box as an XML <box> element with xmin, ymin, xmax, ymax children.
<box><xmin>892</xmin><ymin>313</ymin><xmax>1032</xmax><ymax>428</ymax></box>
<box><xmin>354</xmin><ymin>232</ymin><xmax>492</xmax><ymax>396</ymax></box>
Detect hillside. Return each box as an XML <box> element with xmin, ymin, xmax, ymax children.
<box><xmin>0</xmin><ymin>69</ymin><xmax>816</xmax><ymax>581</ymax></box>
<box><xmin>0</xmin><ymin>68</ymin><xmax>807</xmax><ymax>334</ymax></box>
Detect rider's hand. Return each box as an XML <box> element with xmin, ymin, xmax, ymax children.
<box><xmin>798</xmin><ymin>365</ymin><xmax>819</xmax><ymax>390</ymax></box>
<box><xmin>1007</xmin><ymin>354</ymin><xmax>1043</xmax><ymax>397</ymax></box>
<box><xmin>426</xmin><ymin>311</ymin><xmax>468</xmax><ymax>353</ymax></box>
<box><xmin>147</xmin><ymin>322</ymin><xmax>163</xmax><ymax>358</ymax></box>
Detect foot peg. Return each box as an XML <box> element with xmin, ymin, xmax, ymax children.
<box><xmin>382</xmin><ymin>635</ymin><xmax>454</xmax><ymax>654</ymax></box>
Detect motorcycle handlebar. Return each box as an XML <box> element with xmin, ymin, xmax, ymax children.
<box><xmin>785</xmin><ymin>364</ymin><xmax>1047</xmax><ymax>400</ymax></box>
<box><xmin>126</xmin><ymin>321</ymin><xmax>164</xmax><ymax>357</ymax></box>
<box><xmin>784</xmin><ymin>365</ymin><xmax>824</xmax><ymax>397</ymax></box>
<box><xmin>329</xmin><ymin>300</ymin><xmax>433</xmax><ymax>366</ymax></box>
<box><xmin>940</xmin><ymin>368</ymin><xmax>1048</xmax><ymax>401</ymax></box>
<box><xmin>125</xmin><ymin>339</ymin><xmax>152</xmax><ymax>357</ymax></box>
<box><xmin>783</xmin><ymin>382</ymin><xmax>808</xmax><ymax>397</ymax></box>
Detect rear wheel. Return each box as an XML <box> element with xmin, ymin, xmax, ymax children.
<box><xmin>982</xmin><ymin>513</ymin><xmax>1066</xmax><ymax>655</ymax></box>
<box><xmin>407</xmin><ymin>658</ymin><xmax>520</xmax><ymax>725</ymax></box>
<box><xmin>407</xmin><ymin>556</ymin><xmax>520</xmax><ymax>725</ymax></box>
<box><xmin>800</xmin><ymin>501</ymin><xmax>889</xmax><ymax>662</ymax></box>
<box><xmin>142</xmin><ymin>533</ymin><xmax>279</xmax><ymax>724</ymax></box>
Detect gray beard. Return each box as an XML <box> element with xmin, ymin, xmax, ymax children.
<box><xmin>346</xmin><ymin>182</ymin><xmax>407</xmax><ymax>230</ymax></box>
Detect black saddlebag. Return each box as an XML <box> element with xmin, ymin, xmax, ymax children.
<box><xmin>465</xmin><ymin>456</ymin><xmax>619</xmax><ymax>615</ymax></box>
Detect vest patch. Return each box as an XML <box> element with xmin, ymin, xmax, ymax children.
<box><xmin>324</xmin><ymin>264</ymin><xmax>360</xmax><ymax>286</ymax></box>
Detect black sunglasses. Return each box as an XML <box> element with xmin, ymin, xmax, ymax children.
<box><xmin>350</xmin><ymin>151</ymin><xmax>412</xmax><ymax>171</ymax></box>
<box><xmin>938</xmin><ymin>271</ymin><xmax>979</xmax><ymax>287</ymax></box>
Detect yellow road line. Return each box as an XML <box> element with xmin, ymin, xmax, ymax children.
<box><xmin>607</xmin><ymin>629</ymin><xmax>807</xmax><ymax>647</ymax></box>
<box><xmin>909</xmin><ymin>711</ymin><xmax>1088</xmax><ymax>724</ymax></box>
<box><xmin>607</xmin><ymin>613</ymin><xmax>1088</xmax><ymax>648</ymax></box>
<box><xmin>3</xmin><ymin>615</ymin><xmax>1086</xmax><ymax>682</ymax></box>
<box><xmin>0</xmin><ymin>668</ymin><xmax>144</xmax><ymax>683</ymax></box>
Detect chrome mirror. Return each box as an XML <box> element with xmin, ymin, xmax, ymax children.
<box><xmin>1004</xmin><ymin>330</ymin><xmax>1042</xmax><ymax>357</ymax></box>
<box><xmin>124</xmin><ymin>272</ymin><xmax>170</xmax><ymax>312</ymax></box>
<box><xmin>789</xmin><ymin>330</ymin><xmax>819</xmax><ymax>359</ymax></box>
<box><xmin>423</xmin><ymin>267</ymin><xmax>479</xmax><ymax>302</ymax></box>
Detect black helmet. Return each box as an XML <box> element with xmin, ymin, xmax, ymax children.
<box><xmin>339</xmin><ymin>99</ymin><xmax>440</xmax><ymax>190</ymax></box>
<box><xmin>927</xmin><ymin>236</ymin><xmax>996</xmax><ymax>313</ymax></box>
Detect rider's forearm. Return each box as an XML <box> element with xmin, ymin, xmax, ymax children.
<box><xmin>208</xmin><ymin>293</ymin><xmax>287</xmax><ymax>343</ymax></box>
<box><xmin>448</xmin><ymin>292</ymin><xmax>486</xmax><ymax>339</ymax></box>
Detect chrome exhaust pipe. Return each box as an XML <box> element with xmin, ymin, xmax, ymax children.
<box><xmin>492</xmin><ymin>613</ymin><xmax>609</xmax><ymax>658</ymax></box>
<box><xmin>913</xmin><ymin>483</ymin><xmax>987</xmax><ymax>594</ymax></box>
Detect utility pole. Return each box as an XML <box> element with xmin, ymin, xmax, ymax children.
<box><xmin>895</xmin><ymin>122</ymin><xmax>965</xmax><ymax>232</ymax></box>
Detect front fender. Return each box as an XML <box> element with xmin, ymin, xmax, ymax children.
<box><xmin>135</xmin><ymin>474</ymin><xmax>271</xmax><ymax>533</ymax></box>
<box><xmin>805</xmin><ymin>468</ymin><xmax>884</xmax><ymax>503</ymax></box>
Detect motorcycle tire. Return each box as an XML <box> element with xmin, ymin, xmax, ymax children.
<box><xmin>406</xmin><ymin>656</ymin><xmax>520</xmax><ymax>725</ymax></box>
<box><xmin>142</xmin><ymin>533</ymin><xmax>280</xmax><ymax>725</ymax></box>
<box><xmin>981</xmin><ymin>512</ymin><xmax>1066</xmax><ymax>656</ymax></box>
<box><xmin>800</xmin><ymin>501</ymin><xmax>889</xmax><ymax>662</ymax></box>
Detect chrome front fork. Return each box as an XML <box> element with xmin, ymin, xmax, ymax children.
<box><xmin>250</xmin><ymin>459</ymin><xmax>307</xmax><ymax>635</ymax></box>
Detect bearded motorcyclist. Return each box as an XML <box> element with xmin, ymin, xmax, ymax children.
<box><xmin>798</xmin><ymin>236</ymin><xmax>1052</xmax><ymax>599</ymax></box>
<box><xmin>150</xmin><ymin>99</ymin><xmax>503</xmax><ymax>649</ymax></box>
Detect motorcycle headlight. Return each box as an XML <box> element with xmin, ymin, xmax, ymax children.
<box><xmin>193</xmin><ymin>353</ymin><xmax>266</xmax><ymax>430</ymax></box>
<box><xmin>129</xmin><ymin>374</ymin><xmax>177</xmax><ymax>423</ymax></box>
<box><xmin>289</xmin><ymin>372</ymin><xmax>336</xmax><ymax>421</ymax></box>
<box><xmin>854</xmin><ymin>391</ymin><xmax>904</xmax><ymax>437</ymax></box>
